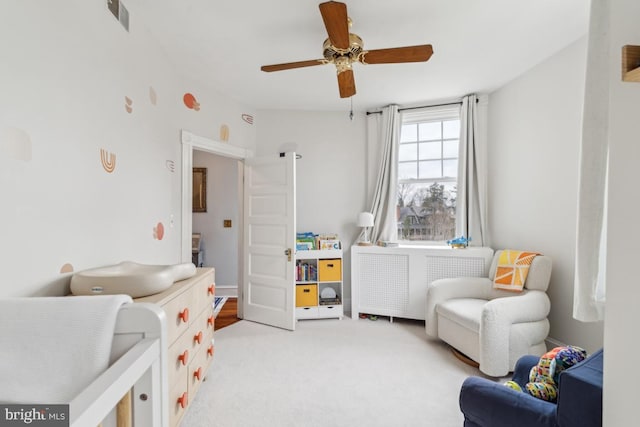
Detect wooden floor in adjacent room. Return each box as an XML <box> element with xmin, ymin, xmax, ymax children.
<box><xmin>215</xmin><ymin>297</ymin><xmax>240</xmax><ymax>330</ymax></box>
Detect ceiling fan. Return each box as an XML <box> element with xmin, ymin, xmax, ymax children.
<box><xmin>260</xmin><ymin>1</ymin><xmax>434</xmax><ymax>99</ymax></box>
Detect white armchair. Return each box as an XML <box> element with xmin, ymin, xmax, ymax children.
<box><xmin>425</xmin><ymin>250</ymin><xmax>552</xmax><ymax>377</ymax></box>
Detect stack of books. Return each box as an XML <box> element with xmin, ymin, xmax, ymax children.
<box><xmin>296</xmin><ymin>232</ymin><xmax>342</xmax><ymax>251</ymax></box>
<box><xmin>296</xmin><ymin>232</ymin><xmax>317</xmax><ymax>250</ymax></box>
<box><xmin>296</xmin><ymin>261</ymin><xmax>317</xmax><ymax>282</ymax></box>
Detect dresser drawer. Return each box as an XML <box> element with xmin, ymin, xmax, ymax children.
<box><xmin>192</xmin><ymin>273</ymin><xmax>215</xmax><ymax>315</ymax></box>
<box><xmin>169</xmin><ymin>377</ymin><xmax>189</xmax><ymax>427</ymax></box>
<box><xmin>167</xmin><ymin>329</ymin><xmax>192</xmax><ymax>389</ymax></box>
<box><xmin>163</xmin><ymin>288</ymin><xmax>194</xmax><ymax>345</ymax></box>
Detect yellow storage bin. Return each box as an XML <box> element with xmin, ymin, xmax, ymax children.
<box><xmin>318</xmin><ymin>259</ymin><xmax>342</xmax><ymax>282</ymax></box>
<box><xmin>296</xmin><ymin>284</ymin><xmax>318</xmax><ymax>307</ymax></box>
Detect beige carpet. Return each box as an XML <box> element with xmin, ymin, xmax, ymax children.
<box><xmin>181</xmin><ymin>317</ymin><xmax>489</xmax><ymax>427</ymax></box>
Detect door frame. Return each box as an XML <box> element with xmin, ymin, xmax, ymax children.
<box><xmin>180</xmin><ymin>130</ymin><xmax>253</xmax><ymax>317</ymax></box>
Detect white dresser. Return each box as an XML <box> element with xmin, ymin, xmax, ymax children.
<box><xmin>351</xmin><ymin>245</ymin><xmax>493</xmax><ymax>321</ymax></box>
<box><xmin>135</xmin><ymin>267</ymin><xmax>215</xmax><ymax>427</ymax></box>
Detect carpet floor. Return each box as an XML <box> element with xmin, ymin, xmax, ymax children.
<box><xmin>181</xmin><ymin>317</ymin><xmax>491</xmax><ymax>427</ymax></box>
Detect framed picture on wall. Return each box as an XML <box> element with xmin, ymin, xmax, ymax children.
<box><xmin>192</xmin><ymin>167</ymin><xmax>207</xmax><ymax>212</ymax></box>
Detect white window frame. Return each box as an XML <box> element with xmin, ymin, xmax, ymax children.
<box><xmin>397</xmin><ymin>105</ymin><xmax>461</xmax><ymax>244</ymax></box>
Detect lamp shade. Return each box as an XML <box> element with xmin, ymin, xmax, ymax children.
<box><xmin>357</xmin><ymin>212</ymin><xmax>374</xmax><ymax>228</ymax></box>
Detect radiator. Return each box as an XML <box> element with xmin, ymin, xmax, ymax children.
<box><xmin>351</xmin><ymin>245</ymin><xmax>493</xmax><ymax>320</ymax></box>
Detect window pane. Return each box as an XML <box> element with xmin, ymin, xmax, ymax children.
<box><xmin>399</xmin><ymin>143</ymin><xmax>417</xmax><ymax>161</ymax></box>
<box><xmin>419</xmin><ymin>160</ymin><xmax>441</xmax><ymax>178</ymax></box>
<box><xmin>397</xmin><ymin>182</ymin><xmax>457</xmax><ymax>242</ymax></box>
<box><xmin>400</xmin><ymin>124</ymin><xmax>417</xmax><ymax>142</ymax></box>
<box><xmin>418</xmin><ymin>122</ymin><xmax>441</xmax><ymax>140</ymax></box>
<box><xmin>443</xmin><ymin>120</ymin><xmax>460</xmax><ymax>139</ymax></box>
<box><xmin>443</xmin><ymin>159</ymin><xmax>458</xmax><ymax>177</ymax></box>
<box><xmin>418</xmin><ymin>141</ymin><xmax>440</xmax><ymax>160</ymax></box>
<box><xmin>398</xmin><ymin>162</ymin><xmax>418</xmax><ymax>180</ymax></box>
<box><xmin>443</xmin><ymin>140</ymin><xmax>458</xmax><ymax>158</ymax></box>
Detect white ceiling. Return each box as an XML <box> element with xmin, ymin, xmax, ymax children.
<box><xmin>130</xmin><ymin>0</ymin><xmax>589</xmax><ymax>112</ymax></box>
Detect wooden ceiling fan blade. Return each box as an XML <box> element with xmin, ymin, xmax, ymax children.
<box><xmin>319</xmin><ymin>1</ymin><xmax>350</xmax><ymax>49</ymax></box>
<box><xmin>361</xmin><ymin>45</ymin><xmax>434</xmax><ymax>64</ymax></box>
<box><xmin>337</xmin><ymin>69</ymin><xmax>356</xmax><ymax>98</ymax></box>
<box><xmin>261</xmin><ymin>59</ymin><xmax>325</xmax><ymax>72</ymax></box>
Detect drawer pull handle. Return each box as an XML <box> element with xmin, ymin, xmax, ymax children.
<box><xmin>194</xmin><ymin>331</ymin><xmax>203</xmax><ymax>344</ymax></box>
<box><xmin>179</xmin><ymin>308</ymin><xmax>189</xmax><ymax>323</ymax></box>
<box><xmin>207</xmin><ymin>315</ymin><xmax>214</xmax><ymax>327</ymax></box>
<box><xmin>193</xmin><ymin>367</ymin><xmax>202</xmax><ymax>381</ymax></box>
<box><xmin>207</xmin><ymin>345</ymin><xmax>214</xmax><ymax>357</ymax></box>
<box><xmin>303</xmin><ymin>289</ymin><xmax>310</xmax><ymax>293</ymax></box>
<box><xmin>177</xmin><ymin>392</ymin><xmax>188</xmax><ymax>409</ymax></box>
<box><xmin>178</xmin><ymin>350</ymin><xmax>189</xmax><ymax>365</ymax></box>
<box><xmin>207</xmin><ymin>284</ymin><xmax>215</xmax><ymax>295</ymax></box>
<box><xmin>327</xmin><ymin>264</ymin><xmax>334</xmax><ymax>267</ymax></box>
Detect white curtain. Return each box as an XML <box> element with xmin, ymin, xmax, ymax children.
<box><xmin>574</xmin><ymin>0</ymin><xmax>610</xmax><ymax>322</ymax></box>
<box><xmin>368</xmin><ymin>105</ymin><xmax>400</xmax><ymax>243</ymax></box>
<box><xmin>456</xmin><ymin>94</ymin><xmax>487</xmax><ymax>247</ymax></box>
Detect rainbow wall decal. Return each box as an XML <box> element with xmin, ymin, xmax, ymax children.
<box><xmin>241</xmin><ymin>114</ymin><xmax>254</xmax><ymax>124</ymax></box>
<box><xmin>153</xmin><ymin>222</ymin><xmax>165</xmax><ymax>240</ymax></box>
<box><xmin>100</xmin><ymin>148</ymin><xmax>116</xmax><ymax>173</ymax></box>
<box><xmin>220</xmin><ymin>124</ymin><xmax>229</xmax><ymax>142</ymax></box>
<box><xmin>0</xmin><ymin>127</ymin><xmax>32</xmax><ymax>161</ymax></box>
<box><xmin>166</xmin><ymin>160</ymin><xmax>175</xmax><ymax>172</ymax></box>
<box><xmin>60</xmin><ymin>263</ymin><xmax>74</xmax><ymax>274</ymax></box>
<box><xmin>149</xmin><ymin>86</ymin><xmax>157</xmax><ymax>105</ymax></box>
<box><xmin>125</xmin><ymin>96</ymin><xmax>133</xmax><ymax>113</ymax></box>
<box><xmin>183</xmin><ymin>93</ymin><xmax>200</xmax><ymax>111</ymax></box>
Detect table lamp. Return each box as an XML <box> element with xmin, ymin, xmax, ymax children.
<box><xmin>357</xmin><ymin>212</ymin><xmax>374</xmax><ymax>246</ymax></box>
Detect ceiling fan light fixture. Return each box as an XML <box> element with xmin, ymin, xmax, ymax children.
<box><xmin>322</xmin><ymin>33</ymin><xmax>364</xmax><ymax>63</ymax></box>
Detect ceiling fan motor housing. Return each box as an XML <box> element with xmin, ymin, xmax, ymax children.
<box><xmin>323</xmin><ymin>33</ymin><xmax>364</xmax><ymax>73</ymax></box>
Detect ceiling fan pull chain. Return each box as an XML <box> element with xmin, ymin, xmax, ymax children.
<box><xmin>350</xmin><ymin>97</ymin><xmax>354</xmax><ymax>121</ymax></box>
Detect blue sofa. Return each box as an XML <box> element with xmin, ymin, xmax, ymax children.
<box><xmin>459</xmin><ymin>348</ymin><xmax>603</xmax><ymax>427</ymax></box>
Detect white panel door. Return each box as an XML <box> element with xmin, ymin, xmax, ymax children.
<box><xmin>243</xmin><ymin>153</ymin><xmax>296</xmax><ymax>330</ymax></box>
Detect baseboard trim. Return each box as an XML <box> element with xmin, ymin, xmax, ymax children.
<box><xmin>215</xmin><ymin>286</ymin><xmax>238</xmax><ymax>298</ymax></box>
<box><xmin>545</xmin><ymin>336</ymin><xmax>567</xmax><ymax>349</ymax></box>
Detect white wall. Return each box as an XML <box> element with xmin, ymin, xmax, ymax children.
<box><xmin>487</xmin><ymin>37</ymin><xmax>604</xmax><ymax>352</ymax></box>
<box><xmin>255</xmin><ymin>110</ymin><xmax>367</xmax><ymax>305</ymax></box>
<box><xmin>0</xmin><ymin>0</ymin><xmax>255</xmax><ymax>296</ymax></box>
<box><xmin>192</xmin><ymin>151</ymin><xmax>240</xmax><ymax>289</ymax></box>
<box><xmin>604</xmin><ymin>0</ymin><xmax>640</xmax><ymax>424</ymax></box>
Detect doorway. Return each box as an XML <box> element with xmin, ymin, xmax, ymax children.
<box><xmin>180</xmin><ymin>130</ymin><xmax>252</xmax><ymax>318</ymax></box>
<box><xmin>192</xmin><ymin>149</ymin><xmax>242</xmax><ymax>298</ymax></box>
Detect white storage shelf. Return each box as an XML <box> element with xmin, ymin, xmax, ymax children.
<box><xmin>295</xmin><ymin>249</ymin><xmax>343</xmax><ymax>320</ymax></box>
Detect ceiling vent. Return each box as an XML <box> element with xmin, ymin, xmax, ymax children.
<box><xmin>107</xmin><ymin>0</ymin><xmax>129</xmax><ymax>32</ymax></box>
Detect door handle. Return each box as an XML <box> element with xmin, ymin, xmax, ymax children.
<box><xmin>285</xmin><ymin>248</ymin><xmax>292</xmax><ymax>262</ymax></box>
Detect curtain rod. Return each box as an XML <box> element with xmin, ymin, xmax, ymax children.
<box><xmin>365</xmin><ymin>98</ymin><xmax>477</xmax><ymax>115</ymax></box>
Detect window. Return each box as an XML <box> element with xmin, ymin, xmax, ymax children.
<box><xmin>397</xmin><ymin>106</ymin><xmax>460</xmax><ymax>242</ymax></box>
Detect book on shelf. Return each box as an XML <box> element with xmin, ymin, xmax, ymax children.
<box><xmin>319</xmin><ymin>239</ymin><xmax>341</xmax><ymax>250</ymax></box>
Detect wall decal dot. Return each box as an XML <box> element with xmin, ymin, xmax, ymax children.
<box><xmin>220</xmin><ymin>124</ymin><xmax>229</xmax><ymax>142</ymax></box>
<box><xmin>241</xmin><ymin>114</ymin><xmax>254</xmax><ymax>124</ymax></box>
<box><xmin>100</xmin><ymin>148</ymin><xmax>116</xmax><ymax>173</ymax></box>
<box><xmin>153</xmin><ymin>222</ymin><xmax>165</xmax><ymax>240</ymax></box>
<box><xmin>1</xmin><ymin>127</ymin><xmax>32</xmax><ymax>161</ymax></box>
<box><xmin>166</xmin><ymin>160</ymin><xmax>175</xmax><ymax>172</ymax></box>
<box><xmin>149</xmin><ymin>86</ymin><xmax>157</xmax><ymax>105</ymax></box>
<box><xmin>125</xmin><ymin>96</ymin><xmax>133</xmax><ymax>113</ymax></box>
<box><xmin>183</xmin><ymin>93</ymin><xmax>200</xmax><ymax>111</ymax></box>
<box><xmin>60</xmin><ymin>263</ymin><xmax>74</xmax><ymax>274</ymax></box>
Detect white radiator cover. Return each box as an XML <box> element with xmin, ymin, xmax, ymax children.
<box><xmin>351</xmin><ymin>245</ymin><xmax>494</xmax><ymax>320</ymax></box>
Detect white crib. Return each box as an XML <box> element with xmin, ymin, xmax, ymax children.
<box><xmin>0</xmin><ymin>298</ymin><xmax>167</xmax><ymax>427</ymax></box>
<box><xmin>70</xmin><ymin>302</ymin><xmax>167</xmax><ymax>427</ymax></box>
